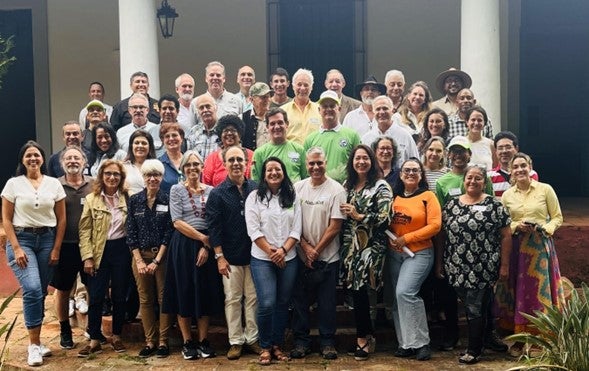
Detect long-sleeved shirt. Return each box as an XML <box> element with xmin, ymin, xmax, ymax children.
<box><xmin>390</xmin><ymin>190</ymin><xmax>442</xmax><ymax>253</ymax></box>
<box><xmin>206</xmin><ymin>177</ymin><xmax>258</xmax><ymax>266</ymax></box>
<box><xmin>501</xmin><ymin>180</ymin><xmax>563</xmax><ymax>236</ymax></box>
<box><xmin>126</xmin><ymin>188</ymin><xmax>173</xmax><ymax>251</ymax></box>
<box><xmin>245</xmin><ymin>191</ymin><xmax>302</xmax><ymax>261</ymax></box>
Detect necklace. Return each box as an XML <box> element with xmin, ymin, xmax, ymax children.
<box><xmin>185</xmin><ymin>184</ymin><xmax>206</xmax><ymax>218</ymax></box>
<box><xmin>404</xmin><ymin>189</ymin><xmax>417</xmax><ymax>197</ymax></box>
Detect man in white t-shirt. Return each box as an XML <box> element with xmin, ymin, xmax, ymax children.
<box><xmin>291</xmin><ymin>146</ymin><xmax>346</xmax><ymax>360</ymax></box>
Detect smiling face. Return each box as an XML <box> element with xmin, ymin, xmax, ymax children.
<box><xmin>86</xmin><ymin>105</ymin><xmax>107</xmax><ymax>126</ymax></box>
<box><xmin>511</xmin><ymin>156</ymin><xmax>531</xmax><ymax>183</ymax></box>
<box><xmin>206</xmin><ymin>65</ymin><xmax>226</xmax><ymax>94</ymax></box>
<box><xmin>132</xmin><ymin>135</ymin><xmax>150</xmax><ymax>161</ymax></box>
<box><xmin>319</xmin><ymin>99</ymin><xmax>340</xmax><ymax>128</ymax></box>
<box><xmin>373</xmin><ymin>98</ymin><xmax>393</xmax><ymax>126</ymax></box>
<box><xmin>237</xmin><ymin>66</ymin><xmax>255</xmax><ymax>92</ymax></box>
<box><xmin>163</xmin><ymin>129</ymin><xmax>182</xmax><ymax>152</ymax></box>
<box><xmin>101</xmin><ymin>163</ymin><xmax>122</xmax><ymax>194</ymax></box>
<box><xmin>457</xmin><ymin>89</ymin><xmax>475</xmax><ymax>114</ymax></box>
<box><xmin>427</xmin><ymin>113</ymin><xmax>446</xmax><ymax>137</ymax></box>
<box><xmin>160</xmin><ymin>100</ymin><xmax>178</xmax><ymax>123</ymax></box>
<box><xmin>375</xmin><ymin>138</ymin><xmax>394</xmax><ymax>166</ymax></box>
<box><xmin>182</xmin><ymin>154</ymin><xmax>202</xmax><ymax>181</ymax></box>
<box><xmin>130</xmin><ymin>75</ymin><xmax>149</xmax><ymax>94</ymax></box>
<box><xmin>264</xmin><ymin>160</ymin><xmax>284</xmax><ymax>191</ymax></box>
<box><xmin>143</xmin><ymin>171</ymin><xmax>162</xmax><ymax>192</ymax></box>
<box><xmin>443</xmin><ymin>75</ymin><xmax>463</xmax><ymax>95</ymax></box>
<box><xmin>386</xmin><ymin>75</ymin><xmax>405</xmax><ymax>101</ymax></box>
<box><xmin>424</xmin><ymin>139</ymin><xmax>445</xmax><ymax>169</ymax></box>
<box><xmin>400</xmin><ymin>160</ymin><xmax>423</xmax><ymax>190</ymax></box>
<box><xmin>221</xmin><ymin>125</ymin><xmax>240</xmax><ymax>147</ymax></box>
<box><xmin>408</xmin><ymin>86</ymin><xmax>426</xmax><ymax>112</ymax></box>
<box><xmin>89</xmin><ymin>83</ymin><xmax>104</xmax><ymax>101</ymax></box>
<box><xmin>325</xmin><ymin>71</ymin><xmax>345</xmax><ymax>96</ymax></box>
<box><xmin>62</xmin><ymin>148</ymin><xmax>85</xmax><ymax>175</ymax></box>
<box><xmin>195</xmin><ymin>95</ymin><xmax>217</xmax><ymax>127</ymax></box>
<box><xmin>128</xmin><ymin>95</ymin><xmax>149</xmax><ymax>126</ymax></box>
<box><xmin>223</xmin><ymin>146</ymin><xmax>246</xmax><ymax>179</ymax></box>
<box><xmin>251</xmin><ymin>94</ymin><xmax>271</xmax><ymax>115</ymax></box>
<box><xmin>467</xmin><ymin>110</ymin><xmax>485</xmax><ymax>134</ymax></box>
<box><xmin>266</xmin><ymin>112</ymin><xmax>288</xmax><ymax>144</ymax></box>
<box><xmin>496</xmin><ymin>138</ymin><xmax>518</xmax><ymax>168</ymax></box>
<box><xmin>63</xmin><ymin>123</ymin><xmax>83</xmax><ymax>147</ymax></box>
<box><xmin>271</xmin><ymin>74</ymin><xmax>290</xmax><ymax>96</ymax></box>
<box><xmin>175</xmin><ymin>76</ymin><xmax>194</xmax><ymax>101</ymax></box>
<box><xmin>352</xmin><ymin>148</ymin><xmax>371</xmax><ymax>177</ymax></box>
<box><xmin>95</xmin><ymin>128</ymin><xmax>112</xmax><ymax>152</ymax></box>
<box><xmin>463</xmin><ymin>166</ymin><xmax>486</xmax><ymax>196</ymax></box>
<box><xmin>22</xmin><ymin>146</ymin><xmax>44</xmax><ymax>173</ymax></box>
<box><xmin>293</xmin><ymin>74</ymin><xmax>312</xmax><ymax>101</ymax></box>
<box><xmin>448</xmin><ymin>146</ymin><xmax>471</xmax><ymax>171</ymax></box>
<box><xmin>306</xmin><ymin>151</ymin><xmax>327</xmax><ymax>183</ymax></box>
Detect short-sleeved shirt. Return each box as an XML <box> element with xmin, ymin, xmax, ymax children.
<box><xmin>59</xmin><ymin>175</ymin><xmax>94</xmax><ymax>243</ymax></box>
<box><xmin>442</xmin><ymin>196</ymin><xmax>511</xmax><ymax>288</ymax></box>
<box><xmin>435</xmin><ymin>171</ymin><xmax>494</xmax><ymax>207</ymax></box>
<box><xmin>169</xmin><ymin>183</ymin><xmax>212</xmax><ymax>231</ymax></box>
<box><xmin>251</xmin><ymin>141</ymin><xmax>305</xmax><ymax>182</ymax></box>
<box><xmin>1</xmin><ymin>175</ymin><xmax>66</xmax><ymax>227</ymax></box>
<box><xmin>294</xmin><ymin>177</ymin><xmax>346</xmax><ymax>263</ymax></box>
<box><xmin>282</xmin><ymin>100</ymin><xmax>322</xmax><ymax>145</ymax></box>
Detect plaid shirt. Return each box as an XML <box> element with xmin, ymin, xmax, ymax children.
<box><xmin>448</xmin><ymin>113</ymin><xmax>494</xmax><ymax>140</ymax></box>
<box><xmin>185</xmin><ymin>122</ymin><xmax>219</xmax><ymax>161</ymax></box>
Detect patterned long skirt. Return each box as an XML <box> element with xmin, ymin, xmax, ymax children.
<box><xmin>495</xmin><ymin>231</ymin><xmax>565</xmax><ymax>334</ymax></box>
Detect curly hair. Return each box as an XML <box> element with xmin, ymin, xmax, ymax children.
<box><xmin>215</xmin><ymin>114</ymin><xmax>246</xmax><ymax>139</ymax></box>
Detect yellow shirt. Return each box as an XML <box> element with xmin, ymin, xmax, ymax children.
<box><xmin>501</xmin><ymin>180</ymin><xmax>563</xmax><ymax>236</ymax></box>
<box><xmin>281</xmin><ymin>100</ymin><xmax>321</xmax><ymax>145</ymax></box>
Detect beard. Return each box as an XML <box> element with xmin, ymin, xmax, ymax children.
<box><xmin>181</xmin><ymin>93</ymin><xmax>193</xmax><ymax>101</ymax></box>
<box><xmin>65</xmin><ymin>165</ymin><xmax>81</xmax><ymax>175</ymax></box>
<box><xmin>362</xmin><ymin>96</ymin><xmax>374</xmax><ymax>105</ymax></box>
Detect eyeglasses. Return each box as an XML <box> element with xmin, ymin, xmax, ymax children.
<box><xmin>184</xmin><ymin>161</ymin><xmax>201</xmax><ymax>168</ymax></box>
<box><xmin>129</xmin><ymin>105</ymin><xmax>148</xmax><ymax>111</ymax></box>
<box><xmin>226</xmin><ymin>157</ymin><xmax>245</xmax><ymax>163</ymax></box>
<box><xmin>104</xmin><ymin>171</ymin><xmax>121</xmax><ymax>178</ymax></box>
<box><xmin>378</xmin><ymin>147</ymin><xmax>394</xmax><ymax>152</ymax></box>
<box><xmin>222</xmin><ymin>128</ymin><xmax>238</xmax><ymax>134</ymax></box>
<box><xmin>144</xmin><ymin>173</ymin><xmax>162</xmax><ymax>179</ymax></box>
<box><xmin>402</xmin><ymin>168</ymin><xmax>421</xmax><ymax>174</ymax></box>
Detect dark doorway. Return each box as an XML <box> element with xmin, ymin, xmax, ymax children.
<box><xmin>0</xmin><ymin>9</ymin><xmax>35</xmax><ymax>187</ymax></box>
<box><xmin>519</xmin><ymin>0</ymin><xmax>589</xmax><ymax>196</ymax></box>
<box><xmin>268</xmin><ymin>0</ymin><xmax>365</xmax><ymax>101</ymax></box>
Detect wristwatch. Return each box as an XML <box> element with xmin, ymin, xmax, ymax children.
<box><xmin>214</xmin><ymin>252</ymin><xmax>224</xmax><ymax>260</ymax></box>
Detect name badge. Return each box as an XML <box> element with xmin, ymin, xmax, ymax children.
<box><xmin>448</xmin><ymin>188</ymin><xmax>462</xmax><ymax>196</ymax></box>
<box><xmin>156</xmin><ymin>204</ymin><xmax>168</xmax><ymax>212</ymax></box>
<box><xmin>472</xmin><ymin>205</ymin><xmax>486</xmax><ymax>212</ymax></box>
<box><xmin>80</xmin><ymin>198</ymin><xmax>86</xmax><ymax>205</ymax></box>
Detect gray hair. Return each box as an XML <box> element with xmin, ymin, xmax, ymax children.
<box><xmin>129</xmin><ymin>93</ymin><xmax>149</xmax><ymax>105</ymax></box>
<box><xmin>372</xmin><ymin>95</ymin><xmax>393</xmax><ymax>108</ymax></box>
<box><xmin>179</xmin><ymin>150</ymin><xmax>204</xmax><ymax>173</ymax></box>
<box><xmin>293</xmin><ymin>68</ymin><xmax>314</xmax><ymax>86</ymax></box>
<box><xmin>205</xmin><ymin>61</ymin><xmax>225</xmax><ymax>76</ymax></box>
<box><xmin>325</xmin><ymin>69</ymin><xmax>345</xmax><ymax>84</ymax></box>
<box><xmin>174</xmin><ymin>73</ymin><xmax>194</xmax><ymax>88</ymax></box>
<box><xmin>60</xmin><ymin>145</ymin><xmax>87</xmax><ymax>169</ymax></box>
<box><xmin>306</xmin><ymin>146</ymin><xmax>325</xmax><ymax>159</ymax></box>
<box><xmin>141</xmin><ymin>159</ymin><xmax>165</xmax><ymax>175</ymax></box>
<box><xmin>384</xmin><ymin>69</ymin><xmax>405</xmax><ymax>84</ymax></box>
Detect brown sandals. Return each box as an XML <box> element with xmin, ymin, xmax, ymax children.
<box><xmin>259</xmin><ymin>348</ymin><xmax>272</xmax><ymax>365</ymax></box>
<box><xmin>272</xmin><ymin>346</ymin><xmax>290</xmax><ymax>362</ymax></box>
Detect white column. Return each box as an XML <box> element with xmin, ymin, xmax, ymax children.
<box><xmin>461</xmin><ymin>0</ymin><xmax>500</xmax><ymax>134</ymax></box>
<box><xmin>118</xmin><ymin>0</ymin><xmax>160</xmax><ymax>99</ymax></box>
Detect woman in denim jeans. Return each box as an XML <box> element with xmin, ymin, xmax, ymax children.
<box><xmin>1</xmin><ymin>140</ymin><xmax>66</xmax><ymax>367</ymax></box>
<box><xmin>245</xmin><ymin>157</ymin><xmax>301</xmax><ymax>365</ymax></box>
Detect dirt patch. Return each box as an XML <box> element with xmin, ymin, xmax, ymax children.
<box><xmin>554</xmin><ymin>226</ymin><xmax>589</xmax><ymax>286</ymax></box>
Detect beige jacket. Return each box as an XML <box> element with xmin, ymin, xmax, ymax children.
<box><xmin>79</xmin><ymin>192</ymin><xmax>128</xmax><ymax>268</ymax></box>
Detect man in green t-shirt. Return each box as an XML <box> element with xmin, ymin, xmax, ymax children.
<box><xmin>303</xmin><ymin>90</ymin><xmax>360</xmax><ymax>183</ymax></box>
<box><xmin>251</xmin><ymin>107</ymin><xmax>306</xmax><ymax>182</ymax></box>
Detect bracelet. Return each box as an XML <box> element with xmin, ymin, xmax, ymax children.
<box><xmin>152</xmin><ymin>258</ymin><xmax>160</xmax><ymax>265</ymax></box>
<box><xmin>280</xmin><ymin>246</ymin><xmax>288</xmax><ymax>255</ymax></box>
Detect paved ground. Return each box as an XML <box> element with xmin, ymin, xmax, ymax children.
<box><xmin>0</xmin><ymin>296</ymin><xmax>522</xmax><ymax>371</ymax></box>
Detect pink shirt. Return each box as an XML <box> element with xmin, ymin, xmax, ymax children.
<box><xmin>202</xmin><ymin>148</ymin><xmax>254</xmax><ymax>187</ymax></box>
<box><xmin>102</xmin><ymin>191</ymin><xmax>126</xmax><ymax>240</ymax></box>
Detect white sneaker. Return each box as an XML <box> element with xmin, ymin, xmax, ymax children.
<box><xmin>27</xmin><ymin>344</ymin><xmax>43</xmax><ymax>366</ymax></box>
<box><xmin>40</xmin><ymin>344</ymin><xmax>52</xmax><ymax>357</ymax></box>
<box><xmin>68</xmin><ymin>299</ymin><xmax>75</xmax><ymax>317</ymax></box>
<box><xmin>75</xmin><ymin>298</ymin><xmax>89</xmax><ymax>314</ymax></box>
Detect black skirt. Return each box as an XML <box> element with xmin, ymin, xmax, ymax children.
<box><xmin>162</xmin><ymin>230</ymin><xmax>223</xmax><ymax>318</ymax></box>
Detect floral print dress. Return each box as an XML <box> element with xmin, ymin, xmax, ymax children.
<box><xmin>340</xmin><ymin>179</ymin><xmax>392</xmax><ymax>291</ymax></box>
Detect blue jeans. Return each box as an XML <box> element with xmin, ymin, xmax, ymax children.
<box><xmin>250</xmin><ymin>257</ymin><xmax>298</xmax><ymax>349</ymax></box>
<box><xmin>389</xmin><ymin>247</ymin><xmax>433</xmax><ymax>349</ymax></box>
<box><xmin>5</xmin><ymin>229</ymin><xmax>55</xmax><ymax>329</ymax></box>
<box><xmin>291</xmin><ymin>259</ymin><xmax>339</xmax><ymax>348</ymax></box>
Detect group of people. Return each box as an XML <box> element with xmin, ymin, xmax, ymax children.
<box><xmin>1</xmin><ymin>62</ymin><xmax>565</xmax><ymax>367</ymax></box>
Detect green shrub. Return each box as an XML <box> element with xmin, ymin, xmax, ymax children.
<box><xmin>507</xmin><ymin>282</ymin><xmax>589</xmax><ymax>371</ymax></box>
<box><xmin>0</xmin><ymin>289</ymin><xmax>20</xmax><ymax>370</ymax></box>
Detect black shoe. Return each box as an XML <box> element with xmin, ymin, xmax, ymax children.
<box><xmin>182</xmin><ymin>340</ymin><xmax>198</xmax><ymax>360</ymax></box>
<box><xmin>438</xmin><ymin>336</ymin><xmax>459</xmax><ymax>351</ymax></box>
<box><xmin>394</xmin><ymin>347</ymin><xmax>415</xmax><ymax>358</ymax></box>
<box><xmin>484</xmin><ymin>330</ymin><xmax>508</xmax><ymax>352</ymax></box>
<box><xmin>415</xmin><ymin>345</ymin><xmax>431</xmax><ymax>361</ymax></box>
<box><xmin>290</xmin><ymin>345</ymin><xmax>311</xmax><ymax>359</ymax></box>
<box><xmin>197</xmin><ymin>339</ymin><xmax>216</xmax><ymax>358</ymax></box>
<box><xmin>156</xmin><ymin>345</ymin><xmax>169</xmax><ymax>358</ymax></box>
<box><xmin>321</xmin><ymin>345</ymin><xmax>337</xmax><ymax>360</ymax></box>
<box><xmin>354</xmin><ymin>343</ymin><xmax>369</xmax><ymax>361</ymax></box>
<box><xmin>60</xmin><ymin>332</ymin><xmax>74</xmax><ymax>349</ymax></box>
<box><xmin>138</xmin><ymin>345</ymin><xmax>157</xmax><ymax>358</ymax></box>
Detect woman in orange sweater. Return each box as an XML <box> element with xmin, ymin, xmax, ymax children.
<box><xmin>388</xmin><ymin>158</ymin><xmax>442</xmax><ymax>361</ymax></box>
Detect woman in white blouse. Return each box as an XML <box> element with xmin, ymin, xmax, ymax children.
<box><xmin>245</xmin><ymin>157</ymin><xmax>302</xmax><ymax>365</ymax></box>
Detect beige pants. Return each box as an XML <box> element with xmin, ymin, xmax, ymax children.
<box><xmin>222</xmin><ymin>264</ymin><xmax>258</xmax><ymax>345</ymax></box>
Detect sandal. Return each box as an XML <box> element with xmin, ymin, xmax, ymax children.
<box><xmin>272</xmin><ymin>346</ymin><xmax>290</xmax><ymax>362</ymax></box>
<box><xmin>259</xmin><ymin>348</ymin><xmax>272</xmax><ymax>366</ymax></box>
<box><xmin>459</xmin><ymin>351</ymin><xmax>481</xmax><ymax>364</ymax></box>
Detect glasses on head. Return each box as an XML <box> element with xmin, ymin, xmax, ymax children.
<box><xmin>103</xmin><ymin>171</ymin><xmax>121</xmax><ymax>178</ymax></box>
<box><xmin>402</xmin><ymin>167</ymin><xmax>421</xmax><ymax>174</ymax></box>
<box><xmin>144</xmin><ymin>173</ymin><xmax>162</xmax><ymax>179</ymax></box>
<box><xmin>222</xmin><ymin>128</ymin><xmax>238</xmax><ymax>134</ymax></box>
<box><xmin>184</xmin><ymin>161</ymin><xmax>201</xmax><ymax>168</ymax></box>
<box><xmin>226</xmin><ymin>157</ymin><xmax>245</xmax><ymax>163</ymax></box>
<box><xmin>129</xmin><ymin>105</ymin><xmax>148</xmax><ymax>111</ymax></box>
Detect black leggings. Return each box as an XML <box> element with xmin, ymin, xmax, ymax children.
<box><xmin>352</xmin><ymin>287</ymin><xmax>373</xmax><ymax>338</ymax></box>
